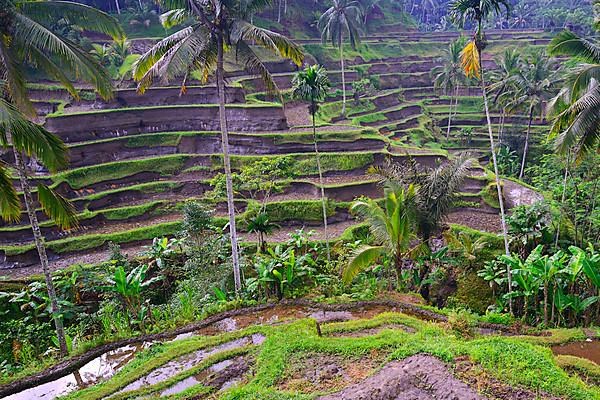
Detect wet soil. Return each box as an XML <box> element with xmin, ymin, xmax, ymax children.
<box><xmin>552</xmin><ymin>340</ymin><xmax>600</xmax><ymax>365</ymax></box>
<box><xmin>318</xmin><ymin>354</ymin><xmax>484</xmax><ymax>400</ymax></box>
<box><xmin>280</xmin><ymin>351</ymin><xmax>387</xmax><ymax>393</ymax></box>
<box><xmin>117</xmin><ymin>334</ymin><xmax>264</xmax><ymax>394</ymax></box>
<box><xmin>3</xmin><ymin>343</ymin><xmax>149</xmax><ymax>400</ymax></box>
<box><xmin>160</xmin><ymin>355</ymin><xmax>253</xmax><ymax>396</ymax></box>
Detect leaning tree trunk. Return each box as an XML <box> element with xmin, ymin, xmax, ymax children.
<box><xmin>312</xmin><ymin>107</ymin><xmax>331</xmax><ymax>263</ymax></box>
<box><xmin>480</xmin><ymin>56</ymin><xmax>513</xmax><ymax>314</ymax></box>
<box><xmin>217</xmin><ymin>32</ymin><xmax>242</xmax><ymax>293</ymax></box>
<box><xmin>518</xmin><ymin>104</ymin><xmax>534</xmax><ymax>180</ymax></box>
<box><xmin>339</xmin><ymin>33</ymin><xmax>347</xmax><ymax>116</ymax></box>
<box><xmin>7</xmin><ymin>129</ymin><xmax>68</xmax><ymax>357</ymax></box>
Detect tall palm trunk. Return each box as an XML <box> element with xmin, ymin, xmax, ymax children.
<box><xmin>312</xmin><ymin>108</ymin><xmax>331</xmax><ymax>262</ymax></box>
<box><xmin>543</xmin><ymin>282</ymin><xmax>549</xmax><ymax>326</ymax></box>
<box><xmin>498</xmin><ymin>107</ymin><xmax>505</xmax><ymax>143</ymax></box>
<box><xmin>518</xmin><ymin>104</ymin><xmax>534</xmax><ymax>179</ymax></box>
<box><xmin>480</xmin><ymin>57</ymin><xmax>513</xmax><ymax>314</ymax></box>
<box><xmin>7</xmin><ymin>129</ymin><xmax>68</xmax><ymax>357</ymax></box>
<box><xmin>217</xmin><ymin>32</ymin><xmax>242</xmax><ymax>293</ymax></box>
<box><xmin>339</xmin><ymin>32</ymin><xmax>347</xmax><ymax>116</ymax></box>
<box><xmin>114</xmin><ymin>0</ymin><xmax>121</xmax><ymax>14</ymax></box>
<box><xmin>555</xmin><ymin>151</ymin><xmax>570</xmax><ymax>248</ymax></box>
<box><xmin>445</xmin><ymin>87</ymin><xmax>455</xmax><ymax>141</ymax></box>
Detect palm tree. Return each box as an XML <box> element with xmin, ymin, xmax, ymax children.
<box><xmin>343</xmin><ymin>183</ymin><xmax>417</xmax><ymax>284</ymax></box>
<box><xmin>318</xmin><ymin>0</ymin><xmax>363</xmax><ymax>116</ymax></box>
<box><xmin>449</xmin><ymin>0</ymin><xmax>513</xmax><ymax>313</ymax></box>
<box><xmin>508</xmin><ymin>51</ymin><xmax>558</xmax><ymax>179</ymax></box>
<box><xmin>489</xmin><ymin>47</ymin><xmax>522</xmax><ymax>144</ymax></box>
<box><xmin>292</xmin><ymin>65</ymin><xmax>332</xmax><ymax>262</ymax></box>
<box><xmin>133</xmin><ymin>0</ymin><xmax>303</xmax><ymax>294</ymax></box>
<box><xmin>431</xmin><ymin>36</ymin><xmax>468</xmax><ymax>141</ymax></box>
<box><xmin>247</xmin><ymin>212</ymin><xmax>279</xmax><ymax>253</ymax></box>
<box><xmin>0</xmin><ymin>0</ymin><xmax>123</xmax><ymax>356</ymax></box>
<box><xmin>547</xmin><ymin>30</ymin><xmax>600</xmax><ymax>158</ymax></box>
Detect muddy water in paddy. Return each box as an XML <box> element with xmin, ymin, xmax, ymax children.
<box><xmin>116</xmin><ymin>334</ymin><xmax>265</xmax><ymax>395</ymax></box>
<box><xmin>552</xmin><ymin>340</ymin><xmax>600</xmax><ymax>365</ymax></box>
<box><xmin>3</xmin><ymin>343</ymin><xmax>148</xmax><ymax>400</ymax></box>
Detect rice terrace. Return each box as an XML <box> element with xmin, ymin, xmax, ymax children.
<box><xmin>0</xmin><ymin>0</ymin><xmax>599</xmax><ymax>399</ymax></box>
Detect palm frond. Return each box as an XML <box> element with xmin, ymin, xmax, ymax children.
<box><xmin>548</xmin><ymin>30</ymin><xmax>600</xmax><ymax>64</ymax></box>
<box><xmin>460</xmin><ymin>40</ymin><xmax>480</xmax><ymax>79</ymax></box>
<box><xmin>0</xmin><ymin>40</ymin><xmax>36</xmax><ymax>117</ymax></box>
<box><xmin>231</xmin><ymin>21</ymin><xmax>303</xmax><ymax>66</ymax></box>
<box><xmin>160</xmin><ymin>8</ymin><xmax>190</xmax><ymax>28</ymax></box>
<box><xmin>234</xmin><ymin>40</ymin><xmax>278</xmax><ymax>95</ymax></box>
<box><xmin>18</xmin><ymin>0</ymin><xmax>124</xmax><ymax>40</ymax></box>
<box><xmin>343</xmin><ymin>245</ymin><xmax>384</xmax><ymax>284</ymax></box>
<box><xmin>37</xmin><ymin>184</ymin><xmax>78</xmax><ymax>230</ymax></box>
<box><xmin>0</xmin><ymin>161</ymin><xmax>21</xmax><ymax>223</ymax></box>
<box><xmin>0</xmin><ymin>98</ymin><xmax>68</xmax><ymax>172</ymax></box>
<box><xmin>13</xmin><ymin>13</ymin><xmax>114</xmax><ymax>99</ymax></box>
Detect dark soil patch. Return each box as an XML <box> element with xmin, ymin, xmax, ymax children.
<box><xmin>446</xmin><ymin>210</ymin><xmax>502</xmax><ymax>233</ymax></box>
<box><xmin>318</xmin><ymin>354</ymin><xmax>484</xmax><ymax>400</ymax></box>
<box><xmin>453</xmin><ymin>356</ymin><xmax>561</xmax><ymax>400</ymax></box>
<box><xmin>279</xmin><ymin>351</ymin><xmax>387</xmax><ymax>393</ymax></box>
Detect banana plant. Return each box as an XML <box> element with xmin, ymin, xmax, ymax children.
<box><xmin>530</xmin><ymin>246</ymin><xmax>566</xmax><ymax>325</ymax></box>
<box><xmin>101</xmin><ymin>265</ymin><xmax>161</xmax><ymax>329</ymax></box>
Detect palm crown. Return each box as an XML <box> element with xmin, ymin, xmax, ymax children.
<box><xmin>291</xmin><ymin>64</ymin><xmax>330</xmax><ymax>112</ymax></box>
<box><xmin>133</xmin><ymin>0</ymin><xmax>304</xmax><ymax>94</ymax></box>
<box><xmin>318</xmin><ymin>0</ymin><xmax>363</xmax><ymax>49</ymax></box>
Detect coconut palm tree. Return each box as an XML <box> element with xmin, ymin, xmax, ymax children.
<box><xmin>547</xmin><ymin>30</ymin><xmax>600</xmax><ymax>158</ymax></box>
<box><xmin>291</xmin><ymin>65</ymin><xmax>332</xmax><ymax>262</ymax></box>
<box><xmin>318</xmin><ymin>0</ymin><xmax>363</xmax><ymax>116</ymax></box>
<box><xmin>508</xmin><ymin>51</ymin><xmax>558</xmax><ymax>179</ymax></box>
<box><xmin>133</xmin><ymin>0</ymin><xmax>303</xmax><ymax>294</ymax></box>
<box><xmin>0</xmin><ymin>0</ymin><xmax>123</xmax><ymax>356</ymax></box>
<box><xmin>431</xmin><ymin>36</ymin><xmax>468</xmax><ymax>141</ymax></box>
<box><xmin>489</xmin><ymin>47</ymin><xmax>522</xmax><ymax>143</ymax></box>
<box><xmin>343</xmin><ymin>183</ymin><xmax>417</xmax><ymax>284</ymax></box>
<box><xmin>449</xmin><ymin>0</ymin><xmax>513</xmax><ymax>312</ymax></box>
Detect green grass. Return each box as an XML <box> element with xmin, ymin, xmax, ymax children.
<box><xmin>52</xmin><ymin>155</ymin><xmax>193</xmax><ymax>190</ymax></box>
<box><xmin>46</xmin><ymin>103</ymin><xmax>282</xmax><ymax>117</ymax></box>
<box><xmin>1</xmin><ymin>221</ymin><xmax>182</xmax><ymax>256</ymax></box>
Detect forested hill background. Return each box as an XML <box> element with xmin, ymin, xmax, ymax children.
<box><xmin>77</xmin><ymin>0</ymin><xmax>594</xmax><ymax>39</ymax></box>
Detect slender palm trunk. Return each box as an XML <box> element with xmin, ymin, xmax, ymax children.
<box><xmin>445</xmin><ymin>88</ymin><xmax>454</xmax><ymax>141</ymax></box>
<box><xmin>312</xmin><ymin>108</ymin><xmax>330</xmax><ymax>262</ymax></box>
<box><xmin>480</xmin><ymin>57</ymin><xmax>513</xmax><ymax>314</ymax></box>
<box><xmin>340</xmin><ymin>33</ymin><xmax>347</xmax><ymax>116</ymax></box>
<box><xmin>543</xmin><ymin>282</ymin><xmax>549</xmax><ymax>326</ymax></box>
<box><xmin>277</xmin><ymin>0</ymin><xmax>282</xmax><ymax>23</ymax></box>
<box><xmin>555</xmin><ymin>151</ymin><xmax>570</xmax><ymax>248</ymax></box>
<box><xmin>518</xmin><ymin>104</ymin><xmax>534</xmax><ymax>180</ymax></box>
<box><xmin>498</xmin><ymin>108</ymin><xmax>505</xmax><ymax>143</ymax></box>
<box><xmin>217</xmin><ymin>32</ymin><xmax>241</xmax><ymax>293</ymax></box>
<box><xmin>114</xmin><ymin>0</ymin><xmax>121</xmax><ymax>14</ymax></box>
<box><xmin>7</xmin><ymin>129</ymin><xmax>68</xmax><ymax>357</ymax></box>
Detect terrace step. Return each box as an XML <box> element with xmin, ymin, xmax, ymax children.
<box><xmin>44</xmin><ymin>104</ymin><xmax>289</xmax><ymax>142</ymax></box>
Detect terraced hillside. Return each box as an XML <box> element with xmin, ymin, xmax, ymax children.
<box><xmin>2</xmin><ymin>299</ymin><xmax>598</xmax><ymax>400</ymax></box>
<box><xmin>0</xmin><ymin>28</ymin><xmax>551</xmax><ymax>273</ymax></box>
